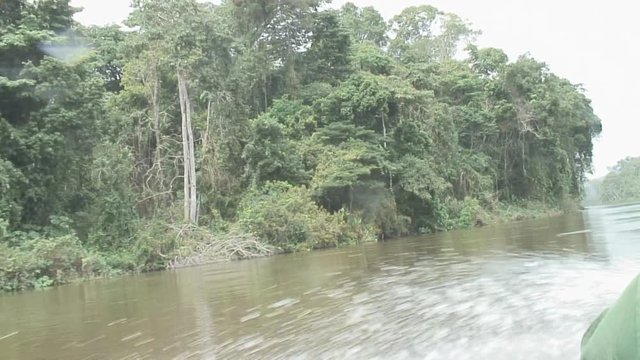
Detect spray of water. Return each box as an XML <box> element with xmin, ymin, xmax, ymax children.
<box><xmin>38</xmin><ymin>29</ymin><xmax>93</xmax><ymax>65</ymax></box>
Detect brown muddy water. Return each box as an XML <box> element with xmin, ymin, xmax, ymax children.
<box><xmin>2</xmin><ymin>204</ymin><xmax>640</xmax><ymax>359</ymax></box>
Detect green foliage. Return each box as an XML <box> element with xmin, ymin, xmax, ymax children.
<box><xmin>85</xmin><ymin>142</ymin><xmax>139</xmax><ymax>250</ymax></box>
<box><xmin>434</xmin><ymin>197</ymin><xmax>482</xmax><ymax>231</ymax></box>
<box><xmin>0</xmin><ymin>232</ymin><xmax>92</xmax><ymax>291</ymax></box>
<box><xmin>0</xmin><ymin>1</ymin><xmax>104</xmax><ymax>228</ymax></box>
<box><xmin>311</xmin><ymin>140</ymin><xmax>382</xmax><ymax>196</ymax></box>
<box><xmin>488</xmin><ymin>201</ymin><xmax>562</xmax><ymax>223</ymax></box>
<box><xmin>132</xmin><ymin>219</ymin><xmax>179</xmax><ymax>272</ymax></box>
<box><xmin>238</xmin><ymin>182</ymin><xmax>374</xmax><ymax>252</ymax></box>
<box><xmin>467</xmin><ymin>45</ymin><xmax>508</xmax><ymax>77</ymax></box>
<box><xmin>83</xmin><ymin>25</ymin><xmax>127</xmax><ymax>92</ymax></box>
<box><xmin>0</xmin><ymin>159</ymin><xmax>25</xmax><ymax>226</ymax></box>
<box><xmin>243</xmin><ymin>111</ymin><xmax>309</xmax><ymax>185</ymax></box>
<box><xmin>338</xmin><ymin>3</ymin><xmax>388</xmax><ymax>47</ymax></box>
<box><xmin>352</xmin><ymin>44</ymin><xmax>394</xmax><ymax>75</ymax></box>
<box><xmin>599</xmin><ymin>157</ymin><xmax>640</xmax><ymax>204</ymax></box>
<box><xmin>303</xmin><ymin>10</ymin><xmax>352</xmax><ymax>85</ymax></box>
<box><xmin>0</xmin><ymin>0</ymin><xmax>603</xmax><ymax>291</ymax></box>
<box><xmin>388</xmin><ymin>5</ymin><xmax>477</xmax><ymax>62</ymax></box>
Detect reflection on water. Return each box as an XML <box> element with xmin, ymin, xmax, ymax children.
<box><xmin>2</xmin><ymin>205</ymin><xmax>640</xmax><ymax>359</ymax></box>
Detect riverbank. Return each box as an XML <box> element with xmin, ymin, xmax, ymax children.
<box><xmin>0</xmin><ymin>200</ymin><xmax>569</xmax><ymax>292</ymax></box>
<box><xmin>2</xmin><ymin>206</ymin><xmax>626</xmax><ymax>360</ymax></box>
<box><xmin>482</xmin><ymin>201</ymin><xmax>567</xmax><ymax>224</ymax></box>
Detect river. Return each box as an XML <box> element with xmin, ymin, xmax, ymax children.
<box><xmin>2</xmin><ymin>204</ymin><xmax>640</xmax><ymax>359</ymax></box>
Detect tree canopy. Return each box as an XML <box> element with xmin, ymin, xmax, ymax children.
<box><xmin>598</xmin><ymin>157</ymin><xmax>640</xmax><ymax>204</ymax></box>
<box><xmin>0</xmin><ymin>0</ymin><xmax>602</xmax><ymax>290</ymax></box>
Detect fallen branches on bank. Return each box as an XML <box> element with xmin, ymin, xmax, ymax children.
<box><xmin>166</xmin><ymin>225</ymin><xmax>275</xmax><ymax>269</ymax></box>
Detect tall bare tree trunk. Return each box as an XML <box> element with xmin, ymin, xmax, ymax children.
<box><xmin>151</xmin><ymin>62</ymin><xmax>162</xmax><ymax>167</ymax></box>
<box><xmin>178</xmin><ymin>69</ymin><xmax>190</xmax><ymax>222</ymax></box>
<box><xmin>186</xmin><ymin>87</ymin><xmax>197</xmax><ymax>224</ymax></box>
<box><xmin>177</xmin><ymin>67</ymin><xmax>198</xmax><ymax>224</ymax></box>
<box><xmin>149</xmin><ymin>60</ymin><xmax>166</xmax><ymax>196</ymax></box>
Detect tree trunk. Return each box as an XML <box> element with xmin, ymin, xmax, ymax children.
<box><xmin>178</xmin><ymin>70</ymin><xmax>189</xmax><ymax>223</ymax></box>
<box><xmin>150</xmin><ymin>61</ymin><xmax>168</xmax><ymax>206</ymax></box>
<box><xmin>177</xmin><ymin>67</ymin><xmax>198</xmax><ymax>224</ymax></box>
<box><xmin>151</xmin><ymin>61</ymin><xmax>162</xmax><ymax>169</ymax></box>
<box><xmin>186</xmin><ymin>88</ymin><xmax>197</xmax><ymax>224</ymax></box>
<box><xmin>202</xmin><ymin>99</ymin><xmax>211</xmax><ymax>154</ymax></box>
<box><xmin>381</xmin><ymin>112</ymin><xmax>387</xmax><ymax>149</ymax></box>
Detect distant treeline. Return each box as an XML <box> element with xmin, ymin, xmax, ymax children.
<box><xmin>586</xmin><ymin>157</ymin><xmax>640</xmax><ymax>205</ymax></box>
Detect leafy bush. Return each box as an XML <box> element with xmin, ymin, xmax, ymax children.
<box><xmin>435</xmin><ymin>197</ymin><xmax>482</xmax><ymax>231</ymax></box>
<box><xmin>133</xmin><ymin>219</ymin><xmax>179</xmax><ymax>272</ymax></box>
<box><xmin>0</xmin><ymin>233</ymin><xmax>89</xmax><ymax>291</ymax></box>
<box><xmin>238</xmin><ymin>182</ymin><xmax>375</xmax><ymax>252</ymax></box>
<box><xmin>86</xmin><ymin>142</ymin><xmax>139</xmax><ymax>250</ymax></box>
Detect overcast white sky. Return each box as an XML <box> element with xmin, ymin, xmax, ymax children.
<box><xmin>70</xmin><ymin>0</ymin><xmax>640</xmax><ymax>178</ymax></box>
